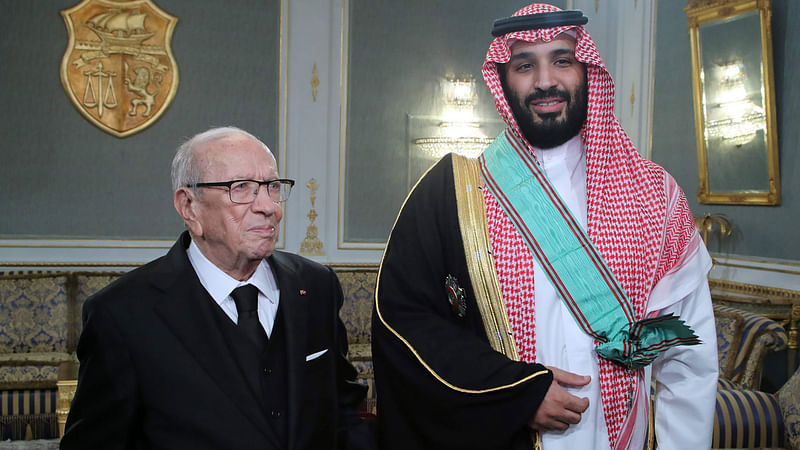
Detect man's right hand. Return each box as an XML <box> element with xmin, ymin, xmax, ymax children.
<box><xmin>529</xmin><ymin>366</ymin><xmax>590</xmax><ymax>432</ymax></box>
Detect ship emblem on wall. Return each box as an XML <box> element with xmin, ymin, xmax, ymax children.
<box><xmin>61</xmin><ymin>0</ymin><xmax>179</xmax><ymax>137</ymax></box>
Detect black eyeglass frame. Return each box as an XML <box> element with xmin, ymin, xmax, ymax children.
<box><xmin>187</xmin><ymin>178</ymin><xmax>296</xmax><ymax>204</ymax></box>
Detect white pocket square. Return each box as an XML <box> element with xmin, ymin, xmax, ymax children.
<box><xmin>305</xmin><ymin>349</ymin><xmax>328</xmax><ymax>361</ymax></box>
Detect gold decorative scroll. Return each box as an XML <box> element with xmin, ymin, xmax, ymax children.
<box><xmin>630</xmin><ymin>82</ymin><xmax>636</xmax><ymax>116</ymax></box>
<box><xmin>57</xmin><ymin>379</ymin><xmax>78</xmax><ymax>437</ymax></box>
<box><xmin>311</xmin><ymin>63</ymin><xmax>320</xmax><ymax>102</ymax></box>
<box><xmin>299</xmin><ymin>178</ymin><xmax>325</xmax><ymax>256</ymax></box>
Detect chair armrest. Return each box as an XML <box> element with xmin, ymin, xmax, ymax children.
<box><xmin>777</xmin><ymin>365</ymin><xmax>800</xmax><ymax>450</ymax></box>
<box><xmin>714</xmin><ymin>304</ymin><xmax>788</xmax><ymax>389</ymax></box>
<box><xmin>714</xmin><ymin>387</ymin><xmax>788</xmax><ymax>449</ymax></box>
<box><xmin>736</xmin><ymin>331</ymin><xmax>787</xmax><ymax>390</ymax></box>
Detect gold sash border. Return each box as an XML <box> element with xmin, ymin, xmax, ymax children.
<box><xmin>451</xmin><ymin>154</ymin><xmax>519</xmax><ymax>360</ymax></box>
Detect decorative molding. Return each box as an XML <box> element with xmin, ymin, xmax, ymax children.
<box><xmin>717</xmin><ymin>261</ymin><xmax>800</xmax><ymax>277</ymax></box>
<box><xmin>328</xmin><ymin>262</ymin><xmax>379</xmax><ymax>271</ymax></box>
<box><xmin>299</xmin><ymin>178</ymin><xmax>325</xmax><ymax>256</ymax></box>
<box><xmin>277</xmin><ymin>0</ymin><xmax>289</xmax><ymax>248</ymax></box>
<box><xmin>709</xmin><ymin>254</ymin><xmax>800</xmax><ymax>302</ymax></box>
<box><xmin>0</xmin><ymin>260</ymin><xmax>378</xmax><ymax>272</ymax></box>
<box><xmin>0</xmin><ymin>262</ymin><xmax>143</xmax><ymax>269</ymax></box>
<box><xmin>311</xmin><ymin>63</ymin><xmax>319</xmax><ymax>102</ymax></box>
<box><xmin>0</xmin><ymin>239</ymin><xmax>172</xmax><ymax>249</ymax></box>
<box><xmin>337</xmin><ymin>0</ymin><xmax>385</xmax><ymax>251</ymax></box>
<box><xmin>715</xmin><ymin>255</ymin><xmax>800</xmax><ymax>269</ymax></box>
<box><xmin>630</xmin><ymin>82</ymin><xmax>635</xmax><ymax>116</ymax></box>
<box><xmin>686</xmin><ymin>0</ymin><xmax>756</xmax><ymax>9</ymax></box>
<box><xmin>709</xmin><ymin>278</ymin><xmax>800</xmax><ymax>303</ymax></box>
<box><xmin>57</xmin><ymin>379</ymin><xmax>78</xmax><ymax>437</ymax></box>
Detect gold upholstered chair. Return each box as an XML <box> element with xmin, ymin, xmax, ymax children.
<box><xmin>335</xmin><ymin>268</ymin><xmax>378</xmax><ymax>418</ymax></box>
<box><xmin>712</xmin><ymin>304</ymin><xmax>798</xmax><ymax>449</ymax></box>
<box><xmin>0</xmin><ymin>271</ymin><xmax>124</xmax><ymax>441</ymax></box>
<box><xmin>0</xmin><ymin>273</ymin><xmax>75</xmax><ymax>440</ymax></box>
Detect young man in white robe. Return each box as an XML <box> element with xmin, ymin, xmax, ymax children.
<box><xmin>372</xmin><ymin>3</ymin><xmax>718</xmax><ymax>450</ymax></box>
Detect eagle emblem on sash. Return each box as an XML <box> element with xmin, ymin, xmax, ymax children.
<box><xmin>60</xmin><ymin>0</ymin><xmax>179</xmax><ymax>137</ymax></box>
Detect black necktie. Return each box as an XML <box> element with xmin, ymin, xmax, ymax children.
<box><xmin>230</xmin><ymin>284</ymin><xmax>269</xmax><ymax>352</ymax></box>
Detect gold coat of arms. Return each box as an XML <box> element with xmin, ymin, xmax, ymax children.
<box><xmin>61</xmin><ymin>0</ymin><xmax>179</xmax><ymax>138</ymax></box>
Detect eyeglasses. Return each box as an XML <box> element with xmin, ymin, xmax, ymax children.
<box><xmin>188</xmin><ymin>179</ymin><xmax>295</xmax><ymax>204</ymax></box>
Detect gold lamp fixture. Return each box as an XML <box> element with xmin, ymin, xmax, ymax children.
<box><xmin>694</xmin><ymin>213</ymin><xmax>733</xmax><ymax>247</ymax></box>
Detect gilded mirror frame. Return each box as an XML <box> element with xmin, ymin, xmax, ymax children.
<box><xmin>686</xmin><ymin>0</ymin><xmax>780</xmax><ymax>205</ymax></box>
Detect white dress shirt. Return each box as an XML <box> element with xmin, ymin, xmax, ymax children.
<box><xmin>187</xmin><ymin>241</ymin><xmax>280</xmax><ymax>337</ymax></box>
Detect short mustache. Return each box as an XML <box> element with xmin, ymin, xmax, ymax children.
<box><xmin>524</xmin><ymin>88</ymin><xmax>570</xmax><ymax>105</ymax></box>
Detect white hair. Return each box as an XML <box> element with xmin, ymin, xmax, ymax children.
<box><xmin>170</xmin><ymin>126</ymin><xmax>271</xmax><ymax>193</ymax></box>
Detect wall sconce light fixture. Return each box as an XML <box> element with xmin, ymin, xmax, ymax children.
<box><xmin>414</xmin><ymin>74</ymin><xmax>493</xmax><ymax>159</ymax></box>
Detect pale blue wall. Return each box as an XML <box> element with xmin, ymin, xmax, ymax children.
<box><xmin>3</xmin><ymin>0</ymin><xmax>796</xmax><ymax>260</ymax></box>
<box><xmin>343</xmin><ymin>0</ymin><xmax>562</xmax><ymax>242</ymax></box>
<box><xmin>0</xmin><ymin>0</ymin><xmax>281</xmax><ymax>240</ymax></box>
<box><xmin>653</xmin><ymin>0</ymin><xmax>800</xmax><ymax>261</ymax></box>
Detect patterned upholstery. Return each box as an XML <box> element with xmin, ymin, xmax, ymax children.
<box><xmin>70</xmin><ymin>272</ymin><xmax>124</xmax><ymax>349</ymax></box>
<box><xmin>2</xmin><ymin>268</ymin><xmax>379</xmax><ymax>439</ymax></box>
<box><xmin>0</xmin><ymin>390</ymin><xmax>58</xmax><ymax>440</ymax></box>
<box><xmin>0</xmin><ymin>274</ymin><xmax>73</xmax><ymax>441</ymax></box>
<box><xmin>716</xmin><ymin>307</ymin><xmax>745</xmax><ymax>379</ymax></box>
<box><xmin>335</xmin><ymin>269</ymin><xmax>378</xmax><ymax>415</ymax></box>
<box><xmin>711</xmin><ymin>305</ymin><xmax>797</xmax><ymax>450</ymax></box>
<box><xmin>337</xmin><ymin>270</ymin><xmax>376</xmax><ymax>348</ymax></box>
<box><xmin>777</xmin><ymin>366</ymin><xmax>800</xmax><ymax>450</ymax></box>
<box><xmin>714</xmin><ymin>387</ymin><xmax>787</xmax><ymax>449</ymax></box>
<box><xmin>0</xmin><ymin>274</ymin><xmax>73</xmax><ymax>391</ymax></box>
<box><xmin>713</xmin><ymin>304</ymin><xmax>788</xmax><ymax>390</ymax></box>
<box><xmin>4</xmin><ymin>269</ymin><xmax>798</xmax><ymax>447</ymax></box>
<box><xmin>0</xmin><ymin>272</ymin><xmax>123</xmax><ymax>441</ymax></box>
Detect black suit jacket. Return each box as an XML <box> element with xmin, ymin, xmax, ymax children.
<box><xmin>61</xmin><ymin>232</ymin><xmax>370</xmax><ymax>450</ymax></box>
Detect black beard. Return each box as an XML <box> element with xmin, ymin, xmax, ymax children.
<box><xmin>504</xmin><ymin>79</ymin><xmax>588</xmax><ymax>149</ymax></box>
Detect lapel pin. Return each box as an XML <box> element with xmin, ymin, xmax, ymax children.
<box><xmin>299</xmin><ymin>289</ymin><xmax>307</xmax><ymax>296</ymax></box>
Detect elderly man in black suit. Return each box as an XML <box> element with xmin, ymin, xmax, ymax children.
<box><xmin>61</xmin><ymin>127</ymin><xmax>372</xmax><ymax>449</ymax></box>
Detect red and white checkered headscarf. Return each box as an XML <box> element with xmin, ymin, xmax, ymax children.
<box><xmin>480</xmin><ymin>3</ymin><xmax>697</xmax><ymax>449</ymax></box>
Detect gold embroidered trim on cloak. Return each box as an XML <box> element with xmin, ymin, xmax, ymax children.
<box><xmin>451</xmin><ymin>153</ymin><xmax>520</xmax><ymax>360</ymax></box>
<box><xmin>375</xmin><ymin>156</ymin><xmax>547</xmax><ymax>394</ymax></box>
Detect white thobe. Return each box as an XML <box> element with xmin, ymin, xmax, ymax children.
<box><xmin>530</xmin><ymin>136</ymin><xmax>718</xmax><ymax>450</ymax></box>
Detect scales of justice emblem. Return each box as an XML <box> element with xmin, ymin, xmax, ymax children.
<box><xmin>60</xmin><ymin>0</ymin><xmax>179</xmax><ymax>137</ymax></box>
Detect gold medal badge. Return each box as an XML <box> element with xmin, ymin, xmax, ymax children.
<box><xmin>60</xmin><ymin>0</ymin><xmax>178</xmax><ymax>137</ymax></box>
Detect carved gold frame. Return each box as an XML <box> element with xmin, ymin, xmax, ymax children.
<box><xmin>686</xmin><ymin>0</ymin><xmax>780</xmax><ymax>205</ymax></box>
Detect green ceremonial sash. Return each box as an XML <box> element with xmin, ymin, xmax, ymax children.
<box><xmin>479</xmin><ymin>130</ymin><xmax>699</xmax><ymax>369</ymax></box>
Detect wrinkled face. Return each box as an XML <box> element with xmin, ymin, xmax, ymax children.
<box><xmin>502</xmin><ymin>34</ymin><xmax>588</xmax><ymax>149</ymax></box>
<box><xmin>190</xmin><ymin>135</ymin><xmax>283</xmax><ymax>271</ymax></box>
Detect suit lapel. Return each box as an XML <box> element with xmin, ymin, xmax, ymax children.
<box><xmin>151</xmin><ymin>234</ymin><xmax>282</xmax><ymax>448</ymax></box>
<box><xmin>269</xmin><ymin>252</ymin><xmax>308</xmax><ymax>450</ymax></box>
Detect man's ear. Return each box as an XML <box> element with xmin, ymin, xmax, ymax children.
<box><xmin>174</xmin><ymin>188</ymin><xmax>203</xmax><ymax>237</ymax></box>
